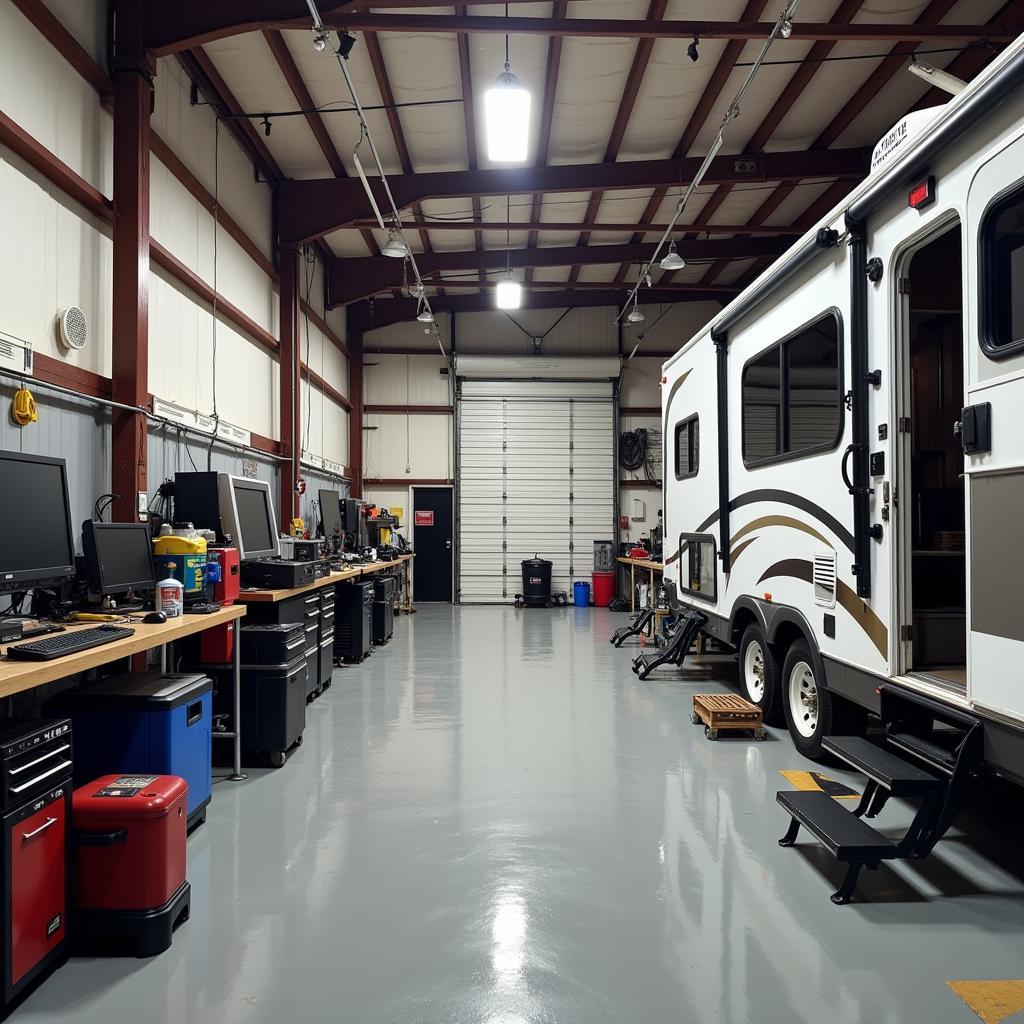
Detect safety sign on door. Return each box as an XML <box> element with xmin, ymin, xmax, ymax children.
<box><xmin>414</xmin><ymin>511</ymin><xmax>435</xmax><ymax>527</ymax></box>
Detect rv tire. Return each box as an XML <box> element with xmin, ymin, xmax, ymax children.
<box><xmin>738</xmin><ymin>623</ymin><xmax>782</xmax><ymax>725</ymax></box>
<box><xmin>782</xmin><ymin>640</ymin><xmax>833</xmax><ymax>759</ymax></box>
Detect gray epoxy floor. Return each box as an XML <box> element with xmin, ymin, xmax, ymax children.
<box><xmin>16</xmin><ymin>606</ymin><xmax>1024</xmax><ymax>1023</ymax></box>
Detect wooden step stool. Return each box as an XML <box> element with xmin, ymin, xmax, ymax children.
<box><xmin>691</xmin><ymin>693</ymin><xmax>766</xmax><ymax>741</ymax></box>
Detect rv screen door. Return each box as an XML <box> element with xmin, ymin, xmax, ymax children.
<box><xmin>966</xmin><ymin>137</ymin><xmax>1024</xmax><ymax>723</ymax></box>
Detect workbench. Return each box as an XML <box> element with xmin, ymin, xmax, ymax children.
<box><xmin>617</xmin><ymin>556</ymin><xmax>664</xmax><ymax>613</ymax></box>
<box><xmin>236</xmin><ymin>555</ymin><xmax>414</xmax><ymax>605</ymax></box>
<box><xmin>0</xmin><ymin>605</ymin><xmax>247</xmax><ymax>780</ymax></box>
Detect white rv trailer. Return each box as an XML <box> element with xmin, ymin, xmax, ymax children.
<box><xmin>661</xmin><ymin>34</ymin><xmax>1024</xmax><ymax>781</ymax></box>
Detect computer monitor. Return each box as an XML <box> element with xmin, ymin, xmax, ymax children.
<box><xmin>319</xmin><ymin>490</ymin><xmax>343</xmax><ymax>542</ymax></box>
<box><xmin>217</xmin><ymin>475</ymin><xmax>280</xmax><ymax>561</ymax></box>
<box><xmin>342</xmin><ymin>498</ymin><xmax>361</xmax><ymax>534</ymax></box>
<box><xmin>0</xmin><ymin>451</ymin><xmax>75</xmax><ymax>594</ymax></box>
<box><xmin>81</xmin><ymin>521</ymin><xmax>157</xmax><ymax>596</ymax></box>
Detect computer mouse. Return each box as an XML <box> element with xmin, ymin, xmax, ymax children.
<box><xmin>143</xmin><ymin>611</ymin><xmax>167</xmax><ymax>624</ymax></box>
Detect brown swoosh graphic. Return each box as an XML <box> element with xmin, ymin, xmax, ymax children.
<box><xmin>731</xmin><ymin>515</ymin><xmax>833</xmax><ymax>550</ymax></box>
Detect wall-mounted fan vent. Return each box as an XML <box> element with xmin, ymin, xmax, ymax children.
<box><xmin>57</xmin><ymin>306</ymin><xmax>88</xmax><ymax>351</ymax></box>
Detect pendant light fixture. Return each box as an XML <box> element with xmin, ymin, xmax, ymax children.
<box><xmin>484</xmin><ymin>9</ymin><xmax>530</xmax><ymax>162</ymax></box>
<box><xmin>659</xmin><ymin>241</ymin><xmax>686</xmax><ymax>271</ymax></box>
<box><xmin>626</xmin><ymin>297</ymin><xmax>645</xmax><ymax>325</ymax></box>
<box><xmin>416</xmin><ymin>304</ymin><xmax>434</xmax><ymax>324</ymax></box>
<box><xmin>382</xmin><ymin>224</ymin><xmax>409</xmax><ymax>259</ymax></box>
<box><xmin>495</xmin><ymin>195</ymin><xmax>523</xmax><ymax>310</ymax></box>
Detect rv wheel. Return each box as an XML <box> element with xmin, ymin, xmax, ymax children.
<box><xmin>738</xmin><ymin>623</ymin><xmax>782</xmax><ymax>725</ymax></box>
<box><xmin>781</xmin><ymin>641</ymin><xmax>834</xmax><ymax>759</ymax></box>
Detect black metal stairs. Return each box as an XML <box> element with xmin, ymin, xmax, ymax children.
<box><xmin>630</xmin><ymin>610</ymin><xmax>705</xmax><ymax>680</ymax></box>
<box><xmin>610</xmin><ymin>608</ymin><xmax>655</xmax><ymax>647</ymax></box>
<box><xmin>777</xmin><ymin>685</ymin><xmax>983</xmax><ymax>904</ymax></box>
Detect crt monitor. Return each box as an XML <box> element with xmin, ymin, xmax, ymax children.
<box><xmin>217</xmin><ymin>475</ymin><xmax>280</xmax><ymax>561</ymax></box>
<box><xmin>0</xmin><ymin>450</ymin><xmax>75</xmax><ymax>594</ymax></box>
<box><xmin>319</xmin><ymin>490</ymin><xmax>343</xmax><ymax>542</ymax></box>
<box><xmin>81</xmin><ymin>521</ymin><xmax>157</xmax><ymax>596</ymax></box>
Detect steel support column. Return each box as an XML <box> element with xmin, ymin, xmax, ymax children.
<box><xmin>349</xmin><ymin>330</ymin><xmax>364</xmax><ymax>498</ymax></box>
<box><xmin>110</xmin><ymin>0</ymin><xmax>153</xmax><ymax>523</ymax></box>
<box><xmin>279</xmin><ymin>246</ymin><xmax>302</xmax><ymax>530</ymax></box>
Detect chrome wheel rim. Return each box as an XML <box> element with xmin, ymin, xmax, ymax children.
<box><xmin>789</xmin><ymin>661</ymin><xmax>818</xmax><ymax>738</ymax></box>
<box><xmin>744</xmin><ymin>640</ymin><xmax>766</xmax><ymax>702</ymax></box>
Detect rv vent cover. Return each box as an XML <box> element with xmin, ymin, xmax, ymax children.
<box><xmin>57</xmin><ymin>306</ymin><xmax>88</xmax><ymax>351</ymax></box>
<box><xmin>813</xmin><ymin>551</ymin><xmax>837</xmax><ymax>608</ymax></box>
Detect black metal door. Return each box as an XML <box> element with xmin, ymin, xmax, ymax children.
<box><xmin>412</xmin><ymin>487</ymin><xmax>453</xmax><ymax>602</ymax></box>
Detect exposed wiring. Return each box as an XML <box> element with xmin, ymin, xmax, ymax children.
<box><xmin>209</xmin><ymin>117</ymin><xmax>222</xmax><ymax>469</ymax></box>
<box><xmin>93</xmin><ymin>493</ymin><xmax>119</xmax><ymax>522</ymax></box>
<box><xmin>735</xmin><ymin>42</ymin><xmax>984</xmax><ymax>69</ymax></box>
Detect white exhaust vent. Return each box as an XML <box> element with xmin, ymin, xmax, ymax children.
<box><xmin>0</xmin><ymin>332</ymin><xmax>33</xmax><ymax>375</ymax></box>
<box><xmin>56</xmin><ymin>306</ymin><xmax>88</xmax><ymax>351</ymax></box>
<box><xmin>813</xmin><ymin>551</ymin><xmax>837</xmax><ymax>608</ymax></box>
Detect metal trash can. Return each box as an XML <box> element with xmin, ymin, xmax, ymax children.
<box><xmin>521</xmin><ymin>557</ymin><xmax>552</xmax><ymax>608</ymax></box>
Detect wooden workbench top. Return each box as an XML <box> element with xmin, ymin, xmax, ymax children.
<box><xmin>238</xmin><ymin>554</ymin><xmax>415</xmax><ymax>604</ymax></box>
<box><xmin>0</xmin><ymin>604</ymin><xmax>246</xmax><ymax>699</ymax></box>
<box><xmin>617</xmin><ymin>556</ymin><xmax>664</xmax><ymax>571</ymax></box>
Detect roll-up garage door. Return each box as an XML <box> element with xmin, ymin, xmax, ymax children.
<box><xmin>458</xmin><ymin>379</ymin><xmax>615</xmax><ymax>603</ymax></box>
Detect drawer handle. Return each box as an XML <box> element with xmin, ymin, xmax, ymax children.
<box><xmin>186</xmin><ymin>700</ymin><xmax>203</xmax><ymax>726</ymax></box>
<box><xmin>11</xmin><ymin>760</ymin><xmax>72</xmax><ymax>795</ymax></box>
<box><xmin>74</xmin><ymin>828</ymin><xmax>127</xmax><ymax>847</ymax></box>
<box><xmin>9</xmin><ymin>744</ymin><xmax>71</xmax><ymax>775</ymax></box>
<box><xmin>22</xmin><ymin>817</ymin><xmax>58</xmax><ymax>841</ymax></box>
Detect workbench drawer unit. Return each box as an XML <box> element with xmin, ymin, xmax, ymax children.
<box><xmin>243</xmin><ymin>594</ymin><xmax>322</xmax><ymax>704</ymax></box>
<box><xmin>334</xmin><ymin>582</ymin><xmax>373</xmax><ymax>662</ymax></box>
<box><xmin>318</xmin><ymin>589</ymin><xmax>335</xmax><ymax>691</ymax></box>
<box><xmin>238</xmin><ymin>624</ymin><xmax>305</xmax><ymax>664</ymax></box>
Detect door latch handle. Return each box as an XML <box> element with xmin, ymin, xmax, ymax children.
<box><xmin>445</xmin><ymin>539</ymin><xmax>452</xmax><ymax>550</ymax></box>
<box><xmin>22</xmin><ymin>817</ymin><xmax>58</xmax><ymax>841</ymax></box>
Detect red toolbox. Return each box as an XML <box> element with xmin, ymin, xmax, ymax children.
<box><xmin>71</xmin><ymin>775</ymin><xmax>190</xmax><ymax>957</ymax></box>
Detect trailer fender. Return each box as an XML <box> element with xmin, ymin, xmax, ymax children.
<box><xmin>730</xmin><ymin>598</ymin><xmax>829</xmax><ymax>692</ymax></box>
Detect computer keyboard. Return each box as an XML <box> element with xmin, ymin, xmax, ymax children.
<box><xmin>6</xmin><ymin>625</ymin><xmax>135</xmax><ymax>661</ymax></box>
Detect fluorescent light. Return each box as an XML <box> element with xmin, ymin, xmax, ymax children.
<box><xmin>660</xmin><ymin>241</ymin><xmax>686</xmax><ymax>271</ymax></box>
<box><xmin>495</xmin><ymin>277</ymin><xmax>523</xmax><ymax>310</ymax></box>
<box><xmin>909</xmin><ymin>61</ymin><xmax>966</xmax><ymax>96</ymax></box>
<box><xmin>485</xmin><ymin>70</ymin><xmax>530</xmax><ymax>163</ymax></box>
<box><xmin>382</xmin><ymin>229</ymin><xmax>408</xmax><ymax>259</ymax></box>
<box><xmin>352</xmin><ymin>150</ymin><xmax>387</xmax><ymax>230</ymax></box>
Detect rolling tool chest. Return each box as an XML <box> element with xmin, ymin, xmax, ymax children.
<box><xmin>372</xmin><ymin>576</ymin><xmax>396</xmax><ymax>646</ymax></box>
<box><xmin>0</xmin><ymin>718</ymin><xmax>73</xmax><ymax>1007</ymax></box>
<box><xmin>71</xmin><ymin>774</ymin><xmax>190</xmax><ymax>957</ymax></box>
<box><xmin>242</xmin><ymin>593</ymin><xmax>317</xmax><ymax>704</ymax></box>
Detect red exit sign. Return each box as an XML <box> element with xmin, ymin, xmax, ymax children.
<box><xmin>414</xmin><ymin>510</ymin><xmax>435</xmax><ymax>527</ymax></box>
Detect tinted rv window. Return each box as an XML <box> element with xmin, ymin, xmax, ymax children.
<box><xmin>742</xmin><ymin>313</ymin><xmax>841</xmax><ymax>465</ymax></box>
<box><xmin>674</xmin><ymin>416</ymin><xmax>699</xmax><ymax>479</ymax></box>
<box><xmin>983</xmin><ymin>186</ymin><xmax>1024</xmax><ymax>354</ymax></box>
<box><xmin>679</xmin><ymin>533</ymin><xmax>716</xmax><ymax>602</ymax></box>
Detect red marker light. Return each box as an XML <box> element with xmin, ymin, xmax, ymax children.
<box><xmin>908</xmin><ymin>176</ymin><xmax>935</xmax><ymax>210</ymax></box>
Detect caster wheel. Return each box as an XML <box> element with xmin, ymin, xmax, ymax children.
<box><xmin>755</xmin><ymin>728</ymin><xmax>767</xmax><ymax>741</ymax></box>
<box><xmin>690</xmin><ymin>713</ymin><xmax>701</xmax><ymax>725</ymax></box>
<box><xmin>704</xmin><ymin>726</ymin><xmax>718</xmax><ymax>741</ymax></box>
<box><xmin>269</xmin><ymin>751</ymin><xmax>286</xmax><ymax>768</ymax></box>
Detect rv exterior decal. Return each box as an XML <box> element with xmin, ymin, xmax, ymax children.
<box><xmin>664</xmin><ymin>488</ymin><xmax>855</xmax><ymax>565</ymax></box>
<box><xmin>661</xmin><ymin>368</ymin><xmax>692</xmax><ymax>486</ymax></box>
<box><xmin>755</xmin><ymin>559</ymin><xmax>888</xmax><ymax>658</ymax></box>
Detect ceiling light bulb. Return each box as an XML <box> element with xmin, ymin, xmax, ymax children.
<box><xmin>485</xmin><ymin>69</ymin><xmax>531</xmax><ymax>163</ymax></box>
<box><xmin>495</xmin><ymin>277</ymin><xmax>523</xmax><ymax>310</ymax></box>
<box><xmin>312</xmin><ymin>31</ymin><xmax>328</xmax><ymax>52</ymax></box>
<box><xmin>627</xmin><ymin>305</ymin><xmax>645</xmax><ymax>325</ymax></box>
<box><xmin>382</xmin><ymin>229</ymin><xmax>409</xmax><ymax>259</ymax></box>
<box><xmin>417</xmin><ymin>308</ymin><xmax>434</xmax><ymax>324</ymax></box>
<box><xmin>660</xmin><ymin>242</ymin><xmax>686</xmax><ymax>271</ymax></box>
<box><xmin>779</xmin><ymin>17</ymin><xmax>793</xmax><ymax>38</ymax></box>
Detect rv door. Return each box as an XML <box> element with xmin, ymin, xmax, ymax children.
<box><xmin>966</xmin><ymin>137</ymin><xmax>1024</xmax><ymax>723</ymax></box>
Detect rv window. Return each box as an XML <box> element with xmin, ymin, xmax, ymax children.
<box><xmin>679</xmin><ymin>533</ymin><xmax>716</xmax><ymax>602</ymax></box>
<box><xmin>742</xmin><ymin>312</ymin><xmax>841</xmax><ymax>465</ymax></box>
<box><xmin>982</xmin><ymin>185</ymin><xmax>1024</xmax><ymax>355</ymax></box>
<box><xmin>674</xmin><ymin>416</ymin><xmax>699</xmax><ymax>479</ymax></box>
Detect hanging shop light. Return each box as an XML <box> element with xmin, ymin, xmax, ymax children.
<box><xmin>416</xmin><ymin>306</ymin><xmax>435</xmax><ymax>324</ymax></box>
<box><xmin>659</xmin><ymin>241</ymin><xmax>686</xmax><ymax>271</ymax></box>
<box><xmin>382</xmin><ymin>226</ymin><xmax>409</xmax><ymax>259</ymax></box>
<box><xmin>496</xmin><ymin>275</ymin><xmax>523</xmax><ymax>310</ymax></box>
<box><xmin>626</xmin><ymin>298</ymin><xmax>645</xmax><ymax>325</ymax></box>
<box><xmin>485</xmin><ymin>27</ymin><xmax>530</xmax><ymax>162</ymax></box>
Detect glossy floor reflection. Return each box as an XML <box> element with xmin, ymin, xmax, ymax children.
<box><xmin>17</xmin><ymin>606</ymin><xmax>1024</xmax><ymax>1023</ymax></box>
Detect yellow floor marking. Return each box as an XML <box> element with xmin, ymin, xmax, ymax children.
<box><xmin>778</xmin><ymin>769</ymin><xmax>859</xmax><ymax>799</ymax></box>
<box><xmin>948</xmin><ymin>980</ymin><xmax>1024</xmax><ymax>1024</ymax></box>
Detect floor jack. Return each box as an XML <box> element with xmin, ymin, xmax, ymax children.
<box><xmin>631</xmin><ymin>611</ymin><xmax>706</xmax><ymax>680</ymax></box>
<box><xmin>610</xmin><ymin>608</ymin><xmax>655</xmax><ymax>647</ymax></box>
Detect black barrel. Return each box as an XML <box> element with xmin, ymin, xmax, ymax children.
<box><xmin>521</xmin><ymin>556</ymin><xmax>552</xmax><ymax>608</ymax></box>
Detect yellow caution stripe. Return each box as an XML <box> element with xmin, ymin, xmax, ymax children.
<box><xmin>948</xmin><ymin>980</ymin><xmax>1024</xmax><ymax>1023</ymax></box>
<box><xmin>778</xmin><ymin>769</ymin><xmax>859</xmax><ymax>800</ymax></box>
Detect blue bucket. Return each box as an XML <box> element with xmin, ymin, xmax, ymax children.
<box><xmin>573</xmin><ymin>581</ymin><xmax>591</xmax><ymax>607</ymax></box>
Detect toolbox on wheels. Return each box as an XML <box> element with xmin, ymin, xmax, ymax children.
<box><xmin>47</xmin><ymin>674</ymin><xmax>213</xmax><ymax>830</ymax></box>
<box><xmin>71</xmin><ymin>774</ymin><xmax>190</xmax><ymax>958</ymax></box>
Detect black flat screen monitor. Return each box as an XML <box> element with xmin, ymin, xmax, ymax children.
<box><xmin>0</xmin><ymin>451</ymin><xmax>75</xmax><ymax>593</ymax></box>
<box><xmin>319</xmin><ymin>490</ymin><xmax>343</xmax><ymax>542</ymax></box>
<box><xmin>81</xmin><ymin>521</ymin><xmax>157</xmax><ymax>596</ymax></box>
